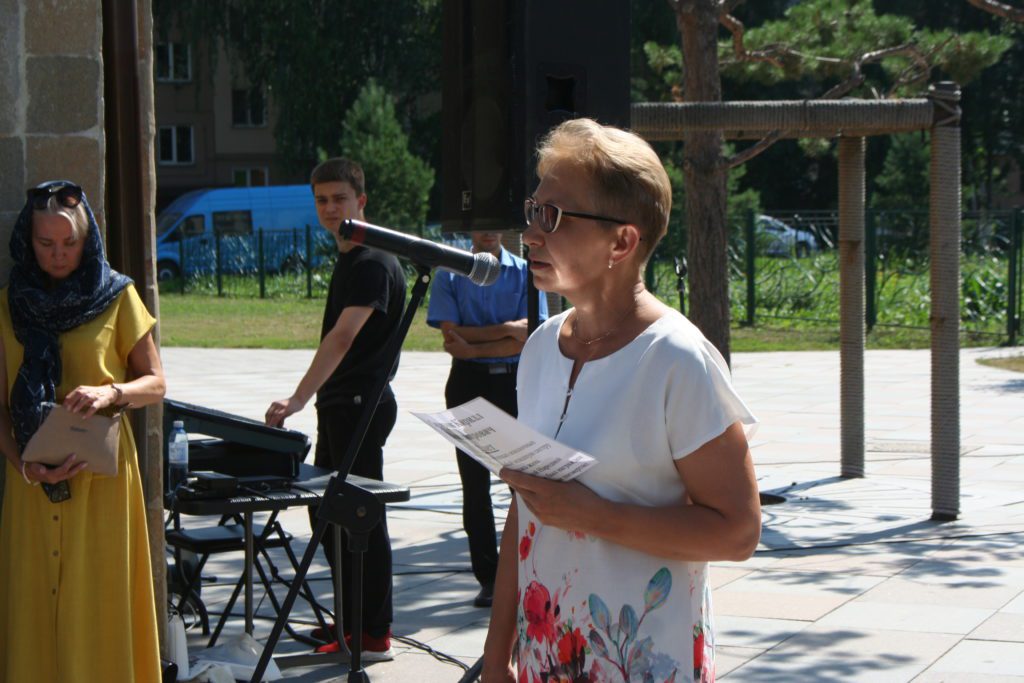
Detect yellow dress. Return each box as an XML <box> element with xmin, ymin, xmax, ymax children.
<box><xmin>0</xmin><ymin>285</ymin><xmax>161</xmax><ymax>683</ymax></box>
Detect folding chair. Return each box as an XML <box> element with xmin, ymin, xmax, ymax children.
<box><xmin>165</xmin><ymin>510</ymin><xmax>330</xmax><ymax>647</ymax></box>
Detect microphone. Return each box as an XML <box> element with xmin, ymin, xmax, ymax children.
<box><xmin>340</xmin><ymin>219</ymin><xmax>500</xmax><ymax>286</ymax></box>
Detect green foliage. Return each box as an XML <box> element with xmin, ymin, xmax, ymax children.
<box><xmin>641</xmin><ymin>41</ymin><xmax>683</xmax><ymax>100</ymax></box>
<box><xmin>649</xmin><ymin>141</ymin><xmax>762</xmax><ymax>266</ymax></box>
<box><xmin>640</xmin><ymin>0</ymin><xmax>1018</xmax><ymax>214</ymax></box>
<box><xmin>335</xmin><ymin>80</ymin><xmax>435</xmax><ymax>231</ymax></box>
<box><xmin>718</xmin><ymin>0</ymin><xmax>1010</xmax><ymax>96</ymax></box>
<box><xmin>871</xmin><ymin>133</ymin><xmax>930</xmax><ymax>209</ymax></box>
<box><xmin>872</xmin><ymin>132</ymin><xmax>1011</xmax><ymax>212</ymax></box>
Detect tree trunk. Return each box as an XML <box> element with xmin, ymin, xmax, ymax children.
<box><xmin>676</xmin><ymin>1</ymin><xmax>731</xmax><ymax>363</ymax></box>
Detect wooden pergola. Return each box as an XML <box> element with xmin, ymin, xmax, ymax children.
<box><xmin>631</xmin><ymin>84</ymin><xmax>963</xmax><ymax>520</ymax></box>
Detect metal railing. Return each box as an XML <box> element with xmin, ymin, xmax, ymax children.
<box><xmin>163</xmin><ymin>226</ymin><xmax>336</xmax><ymax>298</ymax></box>
<box><xmin>159</xmin><ymin>210</ymin><xmax>1024</xmax><ymax>346</ymax></box>
<box><xmin>645</xmin><ymin>207</ymin><xmax>1022</xmax><ymax>345</ymax></box>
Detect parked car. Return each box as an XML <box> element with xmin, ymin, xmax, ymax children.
<box><xmin>756</xmin><ymin>214</ymin><xmax>819</xmax><ymax>258</ymax></box>
<box><xmin>155</xmin><ymin>185</ymin><xmax>324</xmax><ymax>280</ymax></box>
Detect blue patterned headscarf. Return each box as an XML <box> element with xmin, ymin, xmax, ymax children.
<box><xmin>7</xmin><ymin>180</ymin><xmax>132</xmax><ymax>450</ymax></box>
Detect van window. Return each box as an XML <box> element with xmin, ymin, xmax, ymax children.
<box><xmin>182</xmin><ymin>215</ymin><xmax>206</xmax><ymax>237</ymax></box>
<box><xmin>156</xmin><ymin>212</ymin><xmax>182</xmax><ymax>236</ymax></box>
<box><xmin>213</xmin><ymin>210</ymin><xmax>253</xmax><ymax>237</ymax></box>
<box><xmin>161</xmin><ymin>214</ymin><xmax>205</xmax><ymax>243</ymax></box>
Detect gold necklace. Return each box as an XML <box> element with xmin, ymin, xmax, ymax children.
<box><xmin>571</xmin><ymin>300</ymin><xmax>639</xmax><ymax>346</ymax></box>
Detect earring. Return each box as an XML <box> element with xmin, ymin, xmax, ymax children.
<box><xmin>608</xmin><ymin>259</ymin><xmax>614</xmax><ymax>269</ymax></box>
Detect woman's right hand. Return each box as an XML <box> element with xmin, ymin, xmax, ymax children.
<box><xmin>23</xmin><ymin>453</ymin><xmax>87</xmax><ymax>484</ymax></box>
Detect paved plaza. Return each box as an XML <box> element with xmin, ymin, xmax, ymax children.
<box><xmin>162</xmin><ymin>345</ymin><xmax>1024</xmax><ymax>682</ymax></box>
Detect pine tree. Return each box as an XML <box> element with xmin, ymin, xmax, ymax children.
<box><xmin>338</xmin><ymin>80</ymin><xmax>435</xmax><ymax>232</ymax></box>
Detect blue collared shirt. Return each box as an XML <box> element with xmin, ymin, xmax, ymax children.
<box><xmin>427</xmin><ymin>246</ymin><xmax>548</xmax><ymax>363</ymax></box>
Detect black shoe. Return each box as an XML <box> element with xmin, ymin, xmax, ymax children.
<box><xmin>473</xmin><ymin>583</ymin><xmax>494</xmax><ymax>608</ymax></box>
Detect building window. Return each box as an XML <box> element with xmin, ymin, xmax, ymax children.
<box><xmin>155</xmin><ymin>43</ymin><xmax>192</xmax><ymax>82</ymax></box>
<box><xmin>232</xmin><ymin>88</ymin><xmax>267</xmax><ymax>127</ymax></box>
<box><xmin>158</xmin><ymin>125</ymin><xmax>194</xmax><ymax>165</ymax></box>
<box><xmin>233</xmin><ymin>167</ymin><xmax>269</xmax><ymax>187</ymax></box>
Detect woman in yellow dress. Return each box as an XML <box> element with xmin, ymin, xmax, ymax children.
<box><xmin>0</xmin><ymin>180</ymin><xmax>164</xmax><ymax>682</ymax></box>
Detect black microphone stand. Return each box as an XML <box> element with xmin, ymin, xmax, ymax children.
<box><xmin>674</xmin><ymin>256</ymin><xmax>687</xmax><ymax>315</ymax></box>
<box><xmin>251</xmin><ymin>263</ymin><xmax>432</xmax><ymax>683</ymax></box>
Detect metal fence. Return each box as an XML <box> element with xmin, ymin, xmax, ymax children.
<box><xmin>159</xmin><ymin>225</ymin><xmax>472</xmax><ymax>299</ymax></box>
<box><xmin>160</xmin><ymin>210</ymin><xmax>1024</xmax><ymax>346</ymax></box>
<box><xmin>647</xmin><ymin>208</ymin><xmax>1022</xmax><ymax>345</ymax></box>
<box><xmin>161</xmin><ymin>226</ymin><xmax>338</xmax><ymax>298</ymax></box>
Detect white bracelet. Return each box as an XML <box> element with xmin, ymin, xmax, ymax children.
<box><xmin>20</xmin><ymin>460</ymin><xmax>39</xmax><ymax>486</ymax></box>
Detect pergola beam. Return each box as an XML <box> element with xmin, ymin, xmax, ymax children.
<box><xmin>632</xmin><ymin>99</ymin><xmax>933</xmax><ymax>139</ymax></box>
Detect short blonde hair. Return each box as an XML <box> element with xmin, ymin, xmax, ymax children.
<box><xmin>536</xmin><ymin>118</ymin><xmax>671</xmax><ymax>262</ymax></box>
<box><xmin>35</xmin><ymin>196</ymin><xmax>89</xmax><ymax>241</ymax></box>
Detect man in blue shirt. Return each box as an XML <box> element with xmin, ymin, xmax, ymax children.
<box><xmin>427</xmin><ymin>231</ymin><xmax>547</xmax><ymax>607</ymax></box>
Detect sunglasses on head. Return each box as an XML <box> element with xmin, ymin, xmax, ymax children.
<box><xmin>27</xmin><ymin>183</ymin><xmax>83</xmax><ymax>211</ymax></box>
<box><xmin>523</xmin><ymin>197</ymin><xmax>628</xmax><ymax>234</ymax></box>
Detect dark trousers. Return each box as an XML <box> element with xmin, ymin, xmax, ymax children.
<box><xmin>444</xmin><ymin>360</ymin><xmax>518</xmax><ymax>588</ymax></box>
<box><xmin>311</xmin><ymin>396</ymin><xmax>397</xmax><ymax>638</ymax></box>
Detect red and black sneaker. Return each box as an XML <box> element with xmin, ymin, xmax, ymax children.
<box><xmin>310</xmin><ymin>622</ymin><xmax>338</xmax><ymax>643</ymax></box>
<box><xmin>314</xmin><ymin>630</ymin><xmax>394</xmax><ymax>662</ymax></box>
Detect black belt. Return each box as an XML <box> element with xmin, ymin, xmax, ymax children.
<box><xmin>453</xmin><ymin>359</ymin><xmax>518</xmax><ymax>375</ymax></box>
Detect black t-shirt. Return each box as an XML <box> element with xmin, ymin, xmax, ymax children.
<box><xmin>316</xmin><ymin>246</ymin><xmax>406</xmax><ymax>409</ymax></box>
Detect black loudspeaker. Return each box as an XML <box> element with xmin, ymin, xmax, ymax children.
<box><xmin>441</xmin><ymin>0</ymin><xmax>631</xmax><ymax>233</ymax></box>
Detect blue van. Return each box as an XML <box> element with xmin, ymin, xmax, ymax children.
<box><xmin>155</xmin><ymin>185</ymin><xmax>328</xmax><ymax>280</ymax></box>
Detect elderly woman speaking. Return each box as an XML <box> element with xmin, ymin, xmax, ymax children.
<box><xmin>482</xmin><ymin>120</ymin><xmax>761</xmax><ymax>683</ymax></box>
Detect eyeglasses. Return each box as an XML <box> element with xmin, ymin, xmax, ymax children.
<box><xmin>524</xmin><ymin>197</ymin><xmax>628</xmax><ymax>234</ymax></box>
<box><xmin>27</xmin><ymin>183</ymin><xmax>83</xmax><ymax>211</ymax></box>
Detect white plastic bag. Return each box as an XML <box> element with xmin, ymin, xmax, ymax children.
<box><xmin>167</xmin><ymin>611</ymin><xmax>190</xmax><ymax>679</ymax></box>
<box><xmin>188</xmin><ymin>633</ymin><xmax>282</xmax><ymax>682</ymax></box>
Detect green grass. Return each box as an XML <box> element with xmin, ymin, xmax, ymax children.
<box><xmin>159</xmin><ymin>291</ymin><xmax>1005</xmax><ymax>352</ymax></box>
<box><xmin>159</xmin><ymin>294</ymin><xmax>445</xmax><ymax>350</ymax></box>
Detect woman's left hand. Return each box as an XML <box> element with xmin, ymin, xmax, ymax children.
<box><xmin>63</xmin><ymin>384</ymin><xmax>117</xmax><ymax>418</ymax></box>
<box><xmin>499</xmin><ymin>468</ymin><xmax>602</xmax><ymax>532</ymax></box>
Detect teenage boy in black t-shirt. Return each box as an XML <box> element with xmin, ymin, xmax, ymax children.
<box><xmin>265</xmin><ymin>157</ymin><xmax>405</xmax><ymax>658</ymax></box>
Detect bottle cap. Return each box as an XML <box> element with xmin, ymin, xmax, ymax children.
<box><xmin>173</xmin><ymin>420</ymin><xmax>184</xmax><ymax>429</ymax></box>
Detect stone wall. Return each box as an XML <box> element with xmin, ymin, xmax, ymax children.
<box><xmin>0</xmin><ymin>0</ymin><xmax>106</xmax><ymax>284</ymax></box>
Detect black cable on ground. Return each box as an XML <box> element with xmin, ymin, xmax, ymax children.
<box><xmin>393</xmin><ymin>634</ymin><xmax>470</xmax><ymax>672</ymax></box>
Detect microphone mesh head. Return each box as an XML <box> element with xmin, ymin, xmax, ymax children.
<box><xmin>469</xmin><ymin>253</ymin><xmax>501</xmax><ymax>286</ymax></box>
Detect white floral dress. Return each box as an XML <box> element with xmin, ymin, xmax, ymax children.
<box><xmin>514</xmin><ymin>310</ymin><xmax>757</xmax><ymax>682</ymax></box>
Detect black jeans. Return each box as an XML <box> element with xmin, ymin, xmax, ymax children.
<box><xmin>311</xmin><ymin>395</ymin><xmax>397</xmax><ymax>638</ymax></box>
<box><xmin>445</xmin><ymin>360</ymin><xmax>518</xmax><ymax>588</ymax></box>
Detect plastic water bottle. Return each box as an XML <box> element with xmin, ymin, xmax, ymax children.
<box><xmin>167</xmin><ymin>420</ymin><xmax>189</xmax><ymax>492</ymax></box>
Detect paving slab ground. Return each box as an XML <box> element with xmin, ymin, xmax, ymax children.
<box><xmin>162</xmin><ymin>346</ymin><xmax>1024</xmax><ymax>682</ymax></box>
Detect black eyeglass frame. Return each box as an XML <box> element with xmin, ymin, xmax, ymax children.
<box><xmin>524</xmin><ymin>197</ymin><xmax>629</xmax><ymax>234</ymax></box>
<box><xmin>26</xmin><ymin>183</ymin><xmax>83</xmax><ymax>211</ymax></box>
